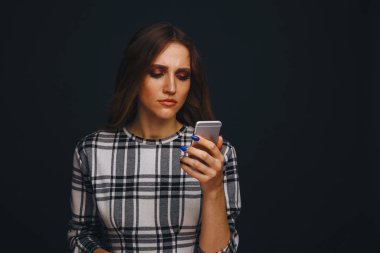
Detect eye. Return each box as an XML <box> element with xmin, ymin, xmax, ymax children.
<box><xmin>149</xmin><ymin>69</ymin><xmax>164</xmax><ymax>79</ymax></box>
<box><xmin>150</xmin><ymin>72</ymin><xmax>163</xmax><ymax>79</ymax></box>
<box><xmin>176</xmin><ymin>71</ymin><xmax>191</xmax><ymax>81</ymax></box>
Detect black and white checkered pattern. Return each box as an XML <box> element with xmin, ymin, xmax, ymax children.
<box><xmin>67</xmin><ymin>125</ymin><xmax>241</xmax><ymax>253</ymax></box>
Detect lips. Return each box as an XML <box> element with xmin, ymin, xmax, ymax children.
<box><xmin>158</xmin><ymin>99</ymin><xmax>177</xmax><ymax>103</ymax></box>
<box><xmin>158</xmin><ymin>99</ymin><xmax>177</xmax><ymax>106</ymax></box>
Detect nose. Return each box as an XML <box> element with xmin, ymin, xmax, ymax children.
<box><xmin>163</xmin><ymin>73</ymin><xmax>176</xmax><ymax>95</ymax></box>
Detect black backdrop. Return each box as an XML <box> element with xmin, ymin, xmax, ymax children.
<box><xmin>0</xmin><ymin>0</ymin><xmax>379</xmax><ymax>252</ymax></box>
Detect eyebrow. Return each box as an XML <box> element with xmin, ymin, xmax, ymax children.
<box><xmin>151</xmin><ymin>64</ymin><xmax>191</xmax><ymax>72</ymax></box>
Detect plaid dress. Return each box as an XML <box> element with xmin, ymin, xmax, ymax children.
<box><xmin>67</xmin><ymin>125</ymin><xmax>241</xmax><ymax>253</ymax></box>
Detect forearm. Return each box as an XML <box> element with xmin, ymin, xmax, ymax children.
<box><xmin>93</xmin><ymin>248</ymin><xmax>110</xmax><ymax>253</ymax></box>
<box><xmin>199</xmin><ymin>185</ymin><xmax>230</xmax><ymax>253</ymax></box>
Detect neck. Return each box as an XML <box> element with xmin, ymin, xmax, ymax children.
<box><xmin>126</xmin><ymin>115</ymin><xmax>183</xmax><ymax>140</ymax></box>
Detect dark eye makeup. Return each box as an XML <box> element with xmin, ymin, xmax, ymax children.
<box><xmin>176</xmin><ymin>71</ymin><xmax>191</xmax><ymax>81</ymax></box>
<box><xmin>149</xmin><ymin>71</ymin><xmax>164</xmax><ymax>78</ymax></box>
<box><xmin>148</xmin><ymin>67</ymin><xmax>191</xmax><ymax>81</ymax></box>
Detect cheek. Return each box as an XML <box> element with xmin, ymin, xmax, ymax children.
<box><xmin>139</xmin><ymin>82</ymin><xmax>160</xmax><ymax>102</ymax></box>
<box><xmin>179</xmin><ymin>83</ymin><xmax>191</xmax><ymax>99</ymax></box>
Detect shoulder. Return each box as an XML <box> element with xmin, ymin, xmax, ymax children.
<box><xmin>75</xmin><ymin>128</ymin><xmax>124</xmax><ymax>155</ymax></box>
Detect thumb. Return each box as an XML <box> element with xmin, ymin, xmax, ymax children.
<box><xmin>217</xmin><ymin>135</ymin><xmax>223</xmax><ymax>150</ymax></box>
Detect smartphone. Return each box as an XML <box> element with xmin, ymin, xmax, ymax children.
<box><xmin>193</xmin><ymin>120</ymin><xmax>222</xmax><ymax>145</ymax></box>
<box><xmin>189</xmin><ymin>121</ymin><xmax>222</xmax><ymax>163</ymax></box>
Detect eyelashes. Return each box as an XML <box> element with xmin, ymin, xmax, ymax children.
<box><xmin>149</xmin><ymin>70</ymin><xmax>191</xmax><ymax>81</ymax></box>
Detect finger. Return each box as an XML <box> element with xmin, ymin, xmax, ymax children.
<box><xmin>180</xmin><ymin>160</ymin><xmax>208</xmax><ymax>182</ymax></box>
<box><xmin>180</xmin><ymin>156</ymin><xmax>216</xmax><ymax>177</ymax></box>
<box><xmin>217</xmin><ymin>135</ymin><xmax>223</xmax><ymax>150</ymax></box>
<box><xmin>191</xmin><ymin>134</ymin><xmax>224</xmax><ymax>161</ymax></box>
<box><xmin>186</xmin><ymin>145</ymin><xmax>215</xmax><ymax>167</ymax></box>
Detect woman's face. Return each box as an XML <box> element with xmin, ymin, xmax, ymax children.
<box><xmin>136</xmin><ymin>42</ymin><xmax>191</xmax><ymax>122</ymax></box>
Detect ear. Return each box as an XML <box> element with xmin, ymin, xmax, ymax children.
<box><xmin>217</xmin><ymin>135</ymin><xmax>223</xmax><ymax>150</ymax></box>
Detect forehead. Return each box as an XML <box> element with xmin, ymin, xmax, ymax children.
<box><xmin>152</xmin><ymin>42</ymin><xmax>190</xmax><ymax>68</ymax></box>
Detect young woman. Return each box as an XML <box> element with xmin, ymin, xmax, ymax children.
<box><xmin>67</xmin><ymin>22</ymin><xmax>241</xmax><ymax>253</ymax></box>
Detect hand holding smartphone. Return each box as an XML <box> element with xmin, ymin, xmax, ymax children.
<box><xmin>193</xmin><ymin>120</ymin><xmax>222</xmax><ymax>145</ymax></box>
<box><xmin>189</xmin><ymin>121</ymin><xmax>222</xmax><ymax>162</ymax></box>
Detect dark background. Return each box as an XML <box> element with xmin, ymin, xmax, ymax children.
<box><xmin>0</xmin><ymin>0</ymin><xmax>378</xmax><ymax>252</ymax></box>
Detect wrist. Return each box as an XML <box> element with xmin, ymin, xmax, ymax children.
<box><xmin>93</xmin><ymin>248</ymin><xmax>110</xmax><ymax>253</ymax></box>
<box><xmin>202</xmin><ymin>184</ymin><xmax>224</xmax><ymax>200</ymax></box>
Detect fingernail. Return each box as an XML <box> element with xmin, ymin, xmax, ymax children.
<box><xmin>191</xmin><ymin>135</ymin><xmax>200</xmax><ymax>141</ymax></box>
<box><xmin>180</xmin><ymin>145</ymin><xmax>188</xmax><ymax>151</ymax></box>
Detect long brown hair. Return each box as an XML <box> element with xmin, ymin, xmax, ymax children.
<box><xmin>99</xmin><ymin>21</ymin><xmax>215</xmax><ymax>132</ymax></box>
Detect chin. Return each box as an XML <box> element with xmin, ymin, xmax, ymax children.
<box><xmin>157</xmin><ymin>114</ymin><xmax>177</xmax><ymax>121</ymax></box>
<box><xmin>154</xmin><ymin>110</ymin><xmax>179</xmax><ymax>120</ymax></box>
